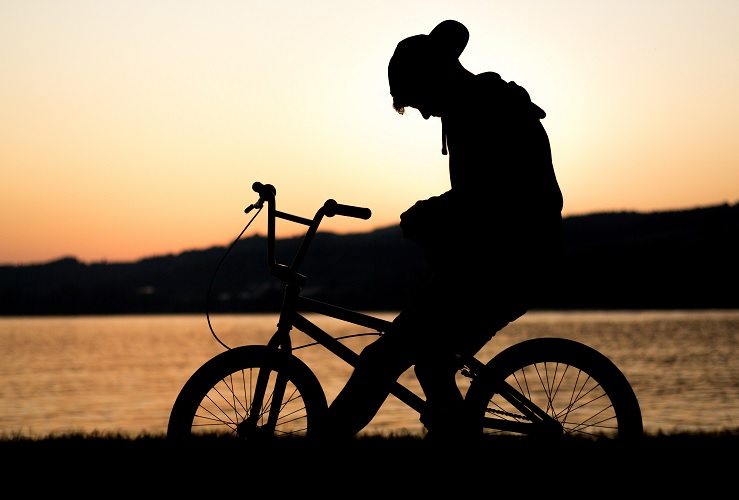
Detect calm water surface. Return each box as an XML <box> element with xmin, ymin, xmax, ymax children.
<box><xmin>0</xmin><ymin>310</ymin><xmax>737</xmax><ymax>437</ymax></box>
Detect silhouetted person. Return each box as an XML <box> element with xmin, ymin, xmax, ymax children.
<box><xmin>322</xmin><ymin>20</ymin><xmax>563</xmax><ymax>440</ymax></box>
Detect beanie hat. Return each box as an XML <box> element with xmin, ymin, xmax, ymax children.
<box><xmin>388</xmin><ymin>20</ymin><xmax>469</xmax><ymax>101</ymax></box>
<box><xmin>388</xmin><ymin>20</ymin><xmax>469</xmax><ymax>155</ymax></box>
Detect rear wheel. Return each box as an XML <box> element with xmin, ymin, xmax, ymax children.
<box><xmin>167</xmin><ymin>345</ymin><xmax>327</xmax><ymax>440</ymax></box>
<box><xmin>465</xmin><ymin>338</ymin><xmax>643</xmax><ymax>440</ymax></box>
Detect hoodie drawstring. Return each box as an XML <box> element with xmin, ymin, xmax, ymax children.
<box><xmin>441</xmin><ymin>118</ymin><xmax>448</xmax><ymax>155</ymax></box>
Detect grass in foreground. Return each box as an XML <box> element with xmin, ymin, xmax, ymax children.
<box><xmin>2</xmin><ymin>429</ymin><xmax>735</xmax><ymax>493</ymax></box>
<box><xmin>2</xmin><ymin>427</ymin><xmax>737</xmax><ymax>456</ymax></box>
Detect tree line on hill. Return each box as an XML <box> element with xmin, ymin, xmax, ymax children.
<box><xmin>1</xmin><ymin>202</ymin><xmax>737</xmax><ymax>315</ymax></box>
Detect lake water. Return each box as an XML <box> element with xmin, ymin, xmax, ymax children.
<box><xmin>0</xmin><ymin>310</ymin><xmax>737</xmax><ymax>438</ymax></box>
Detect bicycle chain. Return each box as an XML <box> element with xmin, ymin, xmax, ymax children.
<box><xmin>461</xmin><ymin>367</ymin><xmax>529</xmax><ymax>420</ymax></box>
<box><xmin>461</xmin><ymin>364</ymin><xmax>530</xmax><ymax>420</ymax></box>
<box><xmin>485</xmin><ymin>407</ymin><xmax>530</xmax><ymax>421</ymax></box>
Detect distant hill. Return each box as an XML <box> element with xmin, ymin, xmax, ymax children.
<box><xmin>1</xmin><ymin>203</ymin><xmax>737</xmax><ymax>315</ymax></box>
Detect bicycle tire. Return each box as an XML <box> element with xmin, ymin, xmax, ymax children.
<box><xmin>167</xmin><ymin>345</ymin><xmax>328</xmax><ymax>440</ymax></box>
<box><xmin>465</xmin><ymin>337</ymin><xmax>643</xmax><ymax>440</ymax></box>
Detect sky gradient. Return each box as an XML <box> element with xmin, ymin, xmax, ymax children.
<box><xmin>2</xmin><ymin>1</ymin><xmax>738</xmax><ymax>265</ymax></box>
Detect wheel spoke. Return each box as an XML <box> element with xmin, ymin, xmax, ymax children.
<box><xmin>168</xmin><ymin>346</ymin><xmax>327</xmax><ymax>440</ymax></box>
<box><xmin>469</xmin><ymin>338</ymin><xmax>642</xmax><ymax>441</ymax></box>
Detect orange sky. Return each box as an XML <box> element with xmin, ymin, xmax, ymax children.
<box><xmin>2</xmin><ymin>1</ymin><xmax>738</xmax><ymax>265</ymax></box>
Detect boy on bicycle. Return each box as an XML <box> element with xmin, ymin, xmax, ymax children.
<box><xmin>322</xmin><ymin>20</ymin><xmax>563</xmax><ymax>440</ymax></box>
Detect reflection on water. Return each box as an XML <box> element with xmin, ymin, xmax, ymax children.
<box><xmin>0</xmin><ymin>310</ymin><xmax>737</xmax><ymax>437</ymax></box>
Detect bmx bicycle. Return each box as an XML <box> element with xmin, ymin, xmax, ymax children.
<box><xmin>167</xmin><ymin>182</ymin><xmax>643</xmax><ymax>441</ymax></box>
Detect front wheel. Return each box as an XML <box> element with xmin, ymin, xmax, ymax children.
<box><xmin>167</xmin><ymin>345</ymin><xmax>328</xmax><ymax>440</ymax></box>
<box><xmin>465</xmin><ymin>338</ymin><xmax>643</xmax><ymax>441</ymax></box>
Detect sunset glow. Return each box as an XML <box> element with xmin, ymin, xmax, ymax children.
<box><xmin>2</xmin><ymin>0</ymin><xmax>738</xmax><ymax>264</ymax></box>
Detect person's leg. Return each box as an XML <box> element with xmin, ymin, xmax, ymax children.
<box><xmin>412</xmin><ymin>290</ymin><xmax>522</xmax><ymax>438</ymax></box>
<box><xmin>414</xmin><ymin>354</ymin><xmax>465</xmax><ymax>432</ymax></box>
<box><xmin>320</xmin><ymin>331</ymin><xmax>414</xmax><ymax>439</ymax></box>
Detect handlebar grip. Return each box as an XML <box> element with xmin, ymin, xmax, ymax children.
<box><xmin>252</xmin><ymin>182</ymin><xmax>276</xmax><ymax>197</ymax></box>
<box><xmin>324</xmin><ymin>199</ymin><xmax>372</xmax><ymax>220</ymax></box>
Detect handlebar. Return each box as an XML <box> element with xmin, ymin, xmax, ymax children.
<box><xmin>323</xmin><ymin>199</ymin><xmax>372</xmax><ymax>220</ymax></box>
<box><xmin>249</xmin><ymin>182</ymin><xmax>371</xmax><ymax>221</ymax></box>
<box><xmin>247</xmin><ymin>181</ymin><xmax>372</xmax><ymax>285</ymax></box>
<box><xmin>251</xmin><ymin>181</ymin><xmax>276</xmax><ymax>201</ymax></box>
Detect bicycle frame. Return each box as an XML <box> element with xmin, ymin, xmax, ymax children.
<box><xmin>246</xmin><ymin>182</ymin><xmax>560</xmax><ymax>436</ymax></box>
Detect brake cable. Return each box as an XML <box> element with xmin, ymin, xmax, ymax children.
<box><xmin>206</xmin><ymin>205</ymin><xmax>263</xmax><ymax>350</ymax></box>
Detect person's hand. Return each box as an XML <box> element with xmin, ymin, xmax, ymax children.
<box><xmin>400</xmin><ymin>200</ymin><xmax>428</xmax><ymax>243</ymax></box>
<box><xmin>400</xmin><ymin>192</ymin><xmax>455</xmax><ymax>245</ymax></box>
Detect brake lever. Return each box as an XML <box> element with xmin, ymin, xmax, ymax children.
<box><xmin>245</xmin><ymin>198</ymin><xmax>265</xmax><ymax>214</ymax></box>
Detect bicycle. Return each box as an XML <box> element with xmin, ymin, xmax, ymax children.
<box><xmin>167</xmin><ymin>182</ymin><xmax>643</xmax><ymax>442</ymax></box>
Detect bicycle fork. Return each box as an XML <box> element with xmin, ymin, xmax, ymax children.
<box><xmin>238</xmin><ymin>328</ymin><xmax>296</xmax><ymax>438</ymax></box>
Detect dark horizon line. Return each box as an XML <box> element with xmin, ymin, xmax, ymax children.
<box><xmin>4</xmin><ymin>200</ymin><xmax>738</xmax><ymax>268</ymax></box>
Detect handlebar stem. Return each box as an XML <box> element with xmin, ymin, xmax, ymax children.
<box><xmin>251</xmin><ymin>182</ymin><xmax>371</xmax><ymax>286</ymax></box>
